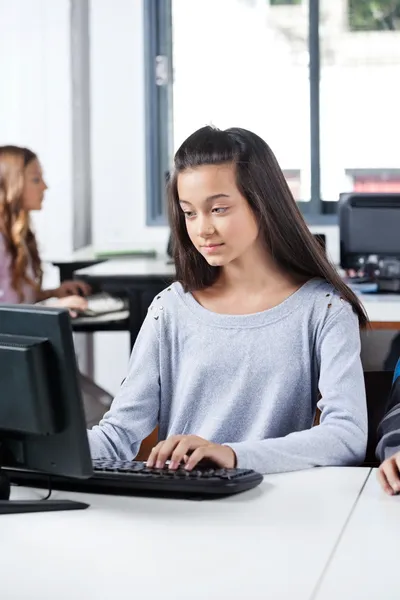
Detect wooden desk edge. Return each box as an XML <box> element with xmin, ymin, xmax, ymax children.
<box><xmin>369</xmin><ymin>322</ymin><xmax>400</xmax><ymax>331</ymax></box>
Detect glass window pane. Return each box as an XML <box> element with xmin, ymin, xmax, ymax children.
<box><xmin>172</xmin><ymin>0</ymin><xmax>311</xmax><ymax>200</ymax></box>
<box><xmin>320</xmin><ymin>0</ymin><xmax>400</xmax><ymax>201</ymax></box>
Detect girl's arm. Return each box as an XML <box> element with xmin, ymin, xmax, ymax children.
<box><xmin>225</xmin><ymin>302</ymin><xmax>368</xmax><ymax>474</ymax></box>
<box><xmin>87</xmin><ymin>312</ymin><xmax>160</xmax><ymax>460</ymax></box>
<box><xmin>36</xmin><ymin>288</ymin><xmax>58</xmax><ymax>301</ymax></box>
<box><xmin>0</xmin><ymin>236</ymin><xmax>19</xmax><ymax>303</ymax></box>
<box><xmin>36</xmin><ymin>280</ymin><xmax>91</xmax><ymax>302</ymax></box>
<box><xmin>376</xmin><ymin>375</ymin><xmax>400</xmax><ymax>462</ymax></box>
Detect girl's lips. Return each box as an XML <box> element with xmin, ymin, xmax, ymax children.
<box><xmin>201</xmin><ymin>243</ymin><xmax>224</xmax><ymax>253</ymax></box>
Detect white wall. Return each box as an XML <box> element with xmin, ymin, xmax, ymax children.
<box><xmin>89</xmin><ymin>0</ymin><xmax>168</xmax><ymax>394</ymax></box>
<box><xmin>0</xmin><ymin>0</ymin><xmax>73</xmax><ymax>265</ymax></box>
<box><xmin>90</xmin><ymin>0</ymin><xmax>169</xmax><ymax>255</ymax></box>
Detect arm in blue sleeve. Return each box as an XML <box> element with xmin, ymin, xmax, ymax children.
<box><xmin>226</xmin><ymin>303</ymin><xmax>368</xmax><ymax>474</ymax></box>
<box><xmin>376</xmin><ymin>373</ymin><xmax>400</xmax><ymax>461</ymax></box>
<box><xmin>87</xmin><ymin>312</ymin><xmax>160</xmax><ymax>460</ymax></box>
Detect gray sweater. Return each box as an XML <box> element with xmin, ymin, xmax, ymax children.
<box><xmin>88</xmin><ymin>278</ymin><xmax>367</xmax><ymax>473</ymax></box>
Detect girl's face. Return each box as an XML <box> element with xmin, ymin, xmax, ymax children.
<box><xmin>21</xmin><ymin>159</ymin><xmax>48</xmax><ymax>211</ymax></box>
<box><xmin>177</xmin><ymin>163</ymin><xmax>261</xmax><ymax>268</ymax></box>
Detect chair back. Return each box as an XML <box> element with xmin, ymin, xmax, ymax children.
<box><xmin>364</xmin><ymin>370</ymin><xmax>393</xmax><ymax>466</ymax></box>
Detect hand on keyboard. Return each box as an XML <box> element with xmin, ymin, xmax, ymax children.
<box><xmin>56</xmin><ymin>279</ymin><xmax>91</xmax><ymax>298</ymax></box>
<box><xmin>146</xmin><ymin>434</ymin><xmax>237</xmax><ymax>471</ymax></box>
<box><xmin>52</xmin><ymin>295</ymin><xmax>89</xmax><ymax>319</ymax></box>
<box><xmin>76</xmin><ymin>293</ymin><xmax>128</xmax><ymax>317</ymax></box>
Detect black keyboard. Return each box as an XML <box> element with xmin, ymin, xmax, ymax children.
<box><xmin>8</xmin><ymin>460</ymin><xmax>263</xmax><ymax>500</ymax></box>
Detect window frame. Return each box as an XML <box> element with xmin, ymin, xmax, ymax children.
<box><xmin>144</xmin><ymin>0</ymin><xmax>173</xmax><ymax>226</ymax></box>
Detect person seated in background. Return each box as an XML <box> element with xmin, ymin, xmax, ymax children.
<box><xmin>88</xmin><ymin>125</ymin><xmax>368</xmax><ymax>474</ymax></box>
<box><xmin>0</xmin><ymin>145</ymin><xmax>112</xmax><ymax>425</ymax></box>
<box><xmin>0</xmin><ymin>145</ymin><xmax>89</xmax><ymax>310</ymax></box>
<box><xmin>376</xmin><ymin>360</ymin><xmax>400</xmax><ymax>495</ymax></box>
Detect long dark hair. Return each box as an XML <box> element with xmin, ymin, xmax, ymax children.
<box><xmin>167</xmin><ymin>126</ymin><xmax>368</xmax><ymax>327</ymax></box>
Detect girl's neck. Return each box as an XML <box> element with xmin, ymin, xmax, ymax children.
<box><xmin>215</xmin><ymin>245</ymin><xmax>298</xmax><ymax>294</ymax></box>
<box><xmin>194</xmin><ymin>246</ymin><xmax>307</xmax><ymax>316</ymax></box>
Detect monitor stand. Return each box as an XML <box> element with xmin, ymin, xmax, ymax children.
<box><xmin>0</xmin><ymin>467</ymin><xmax>88</xmax><ymax>514</ymax></box>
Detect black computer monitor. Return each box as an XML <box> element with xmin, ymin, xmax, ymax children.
<box><xmin>0</xmin><ymin>304</ymin><xmax>92</xmax><ymax>514</ymax></box>
<box><xmin>339</xmin><ymin>193</ymin><xmax>400</xmax><ymax>270</ymax></box>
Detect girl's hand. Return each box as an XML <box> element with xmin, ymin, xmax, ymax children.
<box><xmin>56</xmin><ymin>279</ymin><xmax>91</xmax><ymax>298</ymax></box>
<box><xmin>146</xmin><ymin>435</ymin><xmax>237</xmax><ymax>471</ymax></box>
<box><xmin>377</xmin><ymin>452</ymin><xmax>400</xmax><ymax>495</ymax></box>
<box><xmin>55</xmin><ymin>295</ymin><xmax>88</xmax><ymax>318</ymax></box>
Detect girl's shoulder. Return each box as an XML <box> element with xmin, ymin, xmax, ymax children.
<box><xmin>306</xmin><ymin>278</ymin><xmax>357</xmax><ymax>325</ymax></box>
<box><xmin>147</xmin><ymin>281</ymin><xmax>185</xmax><ymax>318</ymax></box>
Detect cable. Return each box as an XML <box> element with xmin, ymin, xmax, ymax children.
<box><xmin>41</xmin><ymin>475</ymin><xmax>53</xmax><ymax>501</ymax></box>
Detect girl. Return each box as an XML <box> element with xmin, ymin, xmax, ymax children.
<box><xmin>0</xmin><ymin>145</ymin><xmax>112</xmax><ymax>425</ymax></box>
<box><xmin>0</xmin><ymin>145</ymin><xmax>89</xmax><ymax>311</ymax></box>
<box><xmin>88</xmin><ymin>126</ymin><xmax>368</xmax><ymax>474</ymax></box>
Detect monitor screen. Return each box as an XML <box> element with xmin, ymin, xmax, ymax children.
<box><xmin>0</xmin><ymin>304</ymin><xmax>92</xmax><ymax>480</ymax></box>
<box><xmin>339</xmin><ymin>193</ymin><xmax>400</xmax><ymax>269</ymax></box>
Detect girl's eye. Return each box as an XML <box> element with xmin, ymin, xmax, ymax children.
<box><xmin>212</xmin><ymin>207</ymin><xmax>227</xmax><ymax>214</ymax></box>
<box><xmin>183</xmin><ymin>211</ymin><xmax>196</xmax><ymax>219</ymax></box>
<box><xmin>32</xmin><ymin>178</ymin><xmax>41</xmax><ymax>184</ymax></box>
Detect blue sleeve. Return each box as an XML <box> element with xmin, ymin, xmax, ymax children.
<box><xmin>394</xmin><ymin>359</ymin><xmax>400</xmax><ymax>383</ymax></box>
<box><xmin>226</xmin><ymin>302</ymin><xmax>368</xmax><ymax>473</ymax></box>
<box><xmin>87</xmin><ymin>311</ymin><xmax>160</xmax><ymax>460</ymax></box>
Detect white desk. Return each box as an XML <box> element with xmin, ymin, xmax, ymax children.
<box><xmin>358</xmin><ymin>294</ymin><xmax>400</xmax><ymax>329</ymax></box>
<box><xmin>75</xmin><ymin>256</ymin><xmax>175</xmax><ymax>279</ymax></box>
<box><xmin>42</xmin><ymin>244</ymin><xmax>98</xmax><ymax>264</ymax></box>
<box><xmin>315</xmin><ymin>468</ymin><xmax>400</xmax><ymax>600</ymax></box>
<box><xmin>3</xmin><ymin>467</ymin><xmax>369</xmax><ymax>600</ymax></box>
<box><xmin>73</xmin><ymin>309</ymin><xmax>129</xmax><ymax>326</ymax></box>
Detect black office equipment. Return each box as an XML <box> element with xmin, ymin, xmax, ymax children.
<box><xmin>339</xmin><ymin>193</ymin><xmax>400</xmax><ymax>292</ymax></box>
<box><xmin>376</xmin><ymin>259</ymin><xmax>400</xmax><ymax>293</ymax></box>
<box><xmin>8</xmin><ymin>459</ymin><xmax>263</xmax><ymax>500</ymax></box>
<box><xmin>339</xmin><ymin>193</ymin><xmax>400</xmax><ymax>270</ymax></box>
<box><xmin>0</xmin><ymin>305</ymin><xmax>92</xmax><ymax>514</ymax></box>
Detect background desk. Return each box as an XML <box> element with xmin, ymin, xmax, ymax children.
<box><xmin>75</xmin><ymin>258</ymin><xmax>175</xmax><ymax>347</ymax></box>
<box><xmin>356</xmin><ymin>294</ymin><xmax>400</xmax><ymax>330</ymax></box>
<box><xmin>46</xmin><ymin>245</ymin><xmax>105</xmax><ymax>282</ymax></box>
<box><xmin>72</xmin><ymin>310</ymin><xmax>129</xmax><ymax>334</ymax></box>
<box><xmin>75</xmin><ymin>258</ymin><xmax>400</xmax><ymax>347</ymax></box>
<box><xmin>315</xmin><ymin>468</ymin><xmax>399</xmax><ymax>600</ymax></box>
<box><xmin>3</xmin><ymin>467</ymin><xmax>369</xmax><ymax>600</ymax></box>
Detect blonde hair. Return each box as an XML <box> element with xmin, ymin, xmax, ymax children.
<box><xmin>0</xmin><ymin>145</ymin><xmax>43</xmax><ymax>301</ymax></box>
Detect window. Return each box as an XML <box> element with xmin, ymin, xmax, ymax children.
<box><xmin>144</xmin><ymin>0</ymin><xmax>174</xmax><ymax>225</ymax></box>
<box><xmin>172</xmin><ymin>0</ymin><xmax>311</xmax><ymax>206</ymax></box>
<box><xmin>147</xmin><ymin>0</ymin><xmax>400</xmax><ymax>225</ymax></box>
<box><xmin>348</xmin><ymin>0</ymin><xmax>400</xmax><ymax>31</ymax></box>
<box><xmin>319</xmin><ymin>2</ymin><xmax>400</xmax><ymax>208</ymax></box>
<box><xmin>346</xmin><ymin>169</ymin><xmax>400</xmax><ymax>192</ymax></box>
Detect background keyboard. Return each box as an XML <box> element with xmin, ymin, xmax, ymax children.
<box><xmin>81</xmin><ymin>292</ymin><xmax>128</xmax><ymax>317</ymax></box>
<box><xmin>8</xmin><ymin>460</ymin><xmax>263</xmax><ymax>499</ymax></box>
